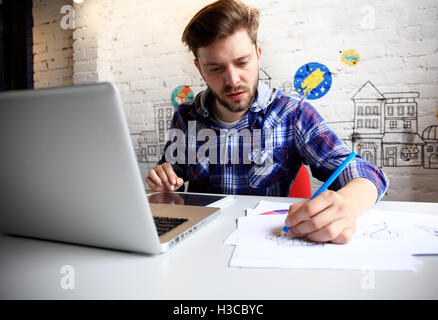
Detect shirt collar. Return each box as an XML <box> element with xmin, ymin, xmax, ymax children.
<box><xmin>249</xmin><ymin>81</ymin><xmax>278</xmax><ymax>114</ymax></box>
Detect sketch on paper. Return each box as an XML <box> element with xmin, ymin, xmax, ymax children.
<box><xmin>264</xmin><ymin>222</ymin><xmax>400</xmax><ymax>246</ymax></box>
<box><xmin>265</xmin><ymin>231</ymin><xmax>325</xmax><ymax>247</ymax></box>
<box><xmin>414</xmin><ymin>225</ymin><xmax>438</xmax><ymax>238</ymax></box>
<box><xmin>354</xmin><ymin>222</ymin><xmax>400</xmax><ymax>240</ymax></box>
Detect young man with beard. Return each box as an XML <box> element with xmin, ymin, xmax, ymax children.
<box><xmin>146</xmin><ymin>0</ymin><xmax>389</xmax><ymax>244</ymax></box>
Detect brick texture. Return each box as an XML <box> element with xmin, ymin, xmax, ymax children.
<box><xmin>33</xmin><ymin>0</ymin><xmax>73</xmax><ymax>88</ymax></box>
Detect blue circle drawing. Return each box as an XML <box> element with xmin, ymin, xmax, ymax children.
<box><xmin>293</xmin><ymin>62</ymin><xmax>332</xmax><ymax>100</ymax></box>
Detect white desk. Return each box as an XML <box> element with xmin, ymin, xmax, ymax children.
<box><xmin>1</xmin><ymin>194</ymin><xmax>437</xmax><ymax>299</ymax></box>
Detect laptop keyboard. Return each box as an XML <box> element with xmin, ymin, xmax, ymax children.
<box><xmin>153</xmin><ymin>216</ymin><xmax>188</xmax><ymax>236</ymax></box>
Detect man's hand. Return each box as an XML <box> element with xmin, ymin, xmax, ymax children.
<box><xmin>146</xmin><ymin>162</ymin><xmax>184</xmax><ymax>192</ymax></box>
<box><xmin>284</xmin><ymin>178</ymin><xmax>378</xmax><ymax>244</ymax></box>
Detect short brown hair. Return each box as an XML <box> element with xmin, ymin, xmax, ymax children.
<box><xmin>182</xmin><ymin>0</ymin><xmax>260</xmax><ymax>58</ymax></box>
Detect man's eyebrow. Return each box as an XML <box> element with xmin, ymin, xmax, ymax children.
<box><xmin>203</xmin><ymin>54</ymin><xmax>252</xmax><ymax>67</ymax></box>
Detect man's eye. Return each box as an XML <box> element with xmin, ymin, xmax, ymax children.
<box><xmin>209</xmin><ymin>67</ymin><xmax>222</xmax><ymax>72</ymax></box>
<box><xmin>238</xmin><ymin>61</ymin><xmax>248</xmax><ymax>66</ymax></box>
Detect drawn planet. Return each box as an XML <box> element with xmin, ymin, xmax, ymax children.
<box><xmin>341</xmin><ymin>49</ymin><xmax>360</xmax><ymax>66</ymax></box>
<box><xmin>293</xmin><ymin>62</ymin><xmax>332</xmax><ymax>100</ymax></box>
<box><xmin>171</xmin><ymin>85</ymin><xmax>194</xmax><ymax>108</ymax></box>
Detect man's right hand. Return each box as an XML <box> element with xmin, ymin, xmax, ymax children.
<box><xmin>145</xmin><ymin>162</ymin><xmax>184</xmax><ymax>192</ymax></box>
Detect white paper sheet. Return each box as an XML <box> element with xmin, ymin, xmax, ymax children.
<box><xmin>225</xmin><ymin>201</ymin><xmax>438</xmax><ymax>271</ymax></box>
<box><xmin>223</xmin><ymin>230</ymin><xmax>238</xmax><ymax>246</ymax></box>
<box><xmin>229</xmin><ymin>248</ymin><xmax>423</xmax><ymax>271</ymax></box>
<box><xmin>359</xmin><ymin>209</ymin><xmax>438</xmax><ymax>255</ymax></box>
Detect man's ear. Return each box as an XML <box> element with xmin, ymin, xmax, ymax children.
<box><xmin>194</xmin><ymin>58</ymin><xmax>206</xmax><ymax>81</ymax></box>
<box><xmin>256</xmin><ymin>45</ymin><xmax>262</xmax><ymax>62</ymax></box>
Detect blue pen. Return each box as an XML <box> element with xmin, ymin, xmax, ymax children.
<box><xmin>280</xmin><ymin>151</ymin><xmax>357</xmax><ymax>237</ymax></box>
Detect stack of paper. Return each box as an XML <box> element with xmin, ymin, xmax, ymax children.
<box><xmin>224</xmin><ymin>201</ymin><xmax>438</xmax><ymax>271</ymax></box>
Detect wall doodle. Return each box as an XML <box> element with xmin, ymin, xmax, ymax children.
<box><xmin>131</xmin><ymin>73</ymin><xmax>438</xmax><ymax>187</ymax></box>
<box><xmin>171</xmin><ymin>85</ymin><xmax>194</xmax><ymax>108</ymax></box>
<box><xmin>293</xmin><ymin>62</ymin><xmax>332</xmax><ymax>100</ymax></box>
<box><xmin>351</xmin><ymin>81</ymin><xmax>438</xmax><ymax>169</ymax></box>
<box><xmin>341</xmin><ymin>49</ymin><xmax>360</xmax><ymax>66</ymax></box>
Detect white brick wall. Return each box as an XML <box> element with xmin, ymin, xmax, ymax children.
<box><xmin>33</xmin><ymin>0</ymin><xmax>438</xmax><ymax>202</ymax></box>
<box><xmin>33</xmin><ymin>0</ymin><xmax>73</xmax><ymax>88</ymax></box>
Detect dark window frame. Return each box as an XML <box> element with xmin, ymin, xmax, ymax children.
<box><xmin>0</xmin><ymin>0</ymin><xmax>34</xmax><ymax>91</ymax></box>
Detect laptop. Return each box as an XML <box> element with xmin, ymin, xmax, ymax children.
<box><xmin>0</xmin><ymin>83</ymin><xmax>226</xmax><ymax>254</ymax></box>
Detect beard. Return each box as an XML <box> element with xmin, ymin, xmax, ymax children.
<box><xmin>208</xmin><ymin>72</ymin><xmax>259</xmax><ymax>113</ymax></box>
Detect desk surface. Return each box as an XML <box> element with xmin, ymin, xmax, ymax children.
<box><xmin>1</xmin><ymin>194</ymin><xmax>437</xmax><ymax>299</ymax></box>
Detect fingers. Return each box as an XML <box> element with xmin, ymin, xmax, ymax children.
<box><xmin>285</xmin><ymin>190</ymin><xmax>338</xmax><ymax>228</ymax></box>
<box><xmin>154</xmin><ymin>164</ymin><xmax>172</xmax><ymax>189</ymax></box>
<box><xmin>305</xmin><ymin>219</ymin><xmax>355</xmax><ymax>243</ymax></box>
<box><xmin>176</xmin><ymin>177</ymin><xmax>184</xmax><ymax>189</ymax></box>
<box><xmin>145</xmin><ymin>176</ymin><xmax>165</xmax><ymax>192</ymax></box>
<box><xmin>146</xmin><ymin>163</ymin><xmax>184</xmax><ymax>192</ymax></box>
<box><xmin>290</xmin><ymin>204</ymin><xmax>342</xmax><ymax>236</ymax></box>
<box><xmin>331</xmin><ymin>227</ymin><xmax>356</xmax><ymax>244</ymax></box>
<box><xmin>285</xmin><ymin>190</ymin><xmax>357</xmax><ymax>244</ymax></box>
<box><xmin>285</xmin><ymin>200</ymin><xmax>307</xmax><ymax>223</ymax></box>
<box><xmin>162</xmin><ymin>163</ymin><xmax>177</xmax><ymax>185</ymax></box>
<box><xmin>147</xmin><ymin>167</ymin><xmax>164</xmax><ymax>188</ymax></box>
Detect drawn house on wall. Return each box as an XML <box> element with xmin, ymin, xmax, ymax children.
<box><xmin>423</xmin><ymin>125</ymin><xmax>438</xmax><ymax>168</ymax></box>
<box><xmin>351</xmin><ymin>81</ymin><xmax>385</xmax><ymax>167</ymax></box>
<box><xmin>351</xmin><ymin>81</ymin><xmax>438</xmax><ymax>169</ymax></box>
<box><xmin>138</xmin><ymin>130</ymin><xmax>158</xmax><ymax>163</ymax></box>
<box><xmin>135</xmin><ymin>102</ymin><xmax>174</xmax><ymax>164</ymax></box>
<box><xmin>154</xmin><ymin>102</ymin><xmax>174</xmax><ymax>155</ymax></box>
<box><xmin>381</xmin><ymin>91</ymin><xmax>423</xmax><ymax>167</ymax></box>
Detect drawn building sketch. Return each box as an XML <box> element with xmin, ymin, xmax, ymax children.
<box><xmin>154</xmin><ymin>102</ymin><xmax>174</xmax><ymax>156</ymax></box>
<box><xmin>131</xmin><ymin>101</ymin><xmax>174</xmax><ymax>172</ymax></box>
<box><xmin>130</xmin><ymin>133</ymin><xmax>141</xmax><ymax>160</ymax></box>
<box><xmin>423</xmin><ymin>125</ymin><xmax>438</xmax><ymax>169</ymax></box>
<box><xmin>138</xmin><ymin>130</ymin><xmax>159</xmax><ymax>163</ymax></box>
<box><xmin>351</xmin><ymin>81</ymin><xmax>438</xmax><ymax>169</ymax></box>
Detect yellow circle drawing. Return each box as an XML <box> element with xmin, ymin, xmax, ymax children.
<box><xmin>341</xmin><ymin>49</ymin><xmax>360</xmax><ymax>66</ymax></box>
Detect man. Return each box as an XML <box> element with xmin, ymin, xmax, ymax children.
<box><xmin>146</xmin><ymin>0</ymin><xmax>389</xmax><ymax>244</ymax></box>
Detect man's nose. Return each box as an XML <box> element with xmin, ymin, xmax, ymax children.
<box><xmin>223</xmin><ymin>65</ymin><xmax>240</xmax><ymax>88</ymax></box>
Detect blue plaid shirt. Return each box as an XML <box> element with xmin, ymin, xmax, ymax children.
<box><xmin>159</xmin><ymin>82</ymin><xmax>389</xmax><ymax>199</ymax></box>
